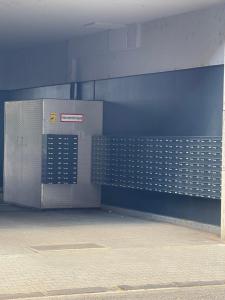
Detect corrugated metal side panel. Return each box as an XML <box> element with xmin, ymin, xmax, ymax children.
<box><xmin>0</xmin><ymin>91</ymin><xmax>9</xmax><ymax>188</ymax></box>
<box><xmin>4</xmin><ymin>100</ymin><xmax>43</xmax><ymax>207</ymax></box>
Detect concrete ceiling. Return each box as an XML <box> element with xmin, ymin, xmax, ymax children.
<box><xmin>0</xmin><ymin>0</ymin><xmax>224</xmax><ymax>48</ymax></box>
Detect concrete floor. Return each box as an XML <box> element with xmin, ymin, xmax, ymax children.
<box><xmin>0</xmin><ymin>204</ymin><xmax>225</xmax><ymax>299</ymax></box>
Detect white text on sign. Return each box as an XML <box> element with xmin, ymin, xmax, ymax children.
<box><xmin>60</xmin><ymin>114</ymin><xmax>84</xmax><ymax>123</ymax></box>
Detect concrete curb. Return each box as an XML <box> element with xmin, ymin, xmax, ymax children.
<box><xmin>101</xmin><ymin>205</ymin><xmax>220</xmax><ymax>235</ymax></box>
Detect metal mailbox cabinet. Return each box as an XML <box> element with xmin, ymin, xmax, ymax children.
<box><xmin>4</xmin><ymin>99</ymin><xmax>103</xmax><ymax>209</ymax></box>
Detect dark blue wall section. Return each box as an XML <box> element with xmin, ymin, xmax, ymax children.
<box><xmin>95</xmin><ymin>66</ymin><xmax>223</xmax><ymax>136</ymax></box>
<box><xmin>79</xmin><ymin>65</ymin><xmax>224</xmax><ymax>225</ymax></box>
<box><xmin>8</xmin><ymin>84</ymin><xmax>71</xmax><ymax>101</ymax></box>
<box><xmin>103</xmin><ymin>187</ymin><xmax>220</xmax><ymax>225</ymax></box>
<box><xmin>77</xmin><ymin>81</ymin><xmax>95</xmax><ymax>101</ymax></box>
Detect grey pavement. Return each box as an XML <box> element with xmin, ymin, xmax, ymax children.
<box><xmin>0</xmin><ymin>203</ymin><xmax>224</xmax><ymax>299</ymax></box>
<box><xmin>22</xmin><ymin>285</ymin><xmax>225</xmax><ymax>300</ymax></box>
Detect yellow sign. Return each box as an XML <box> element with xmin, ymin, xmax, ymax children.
<box><xmin>49</xmin><ymin>112</ymin><xmax>57</xmax><ymax>123</ymax></box>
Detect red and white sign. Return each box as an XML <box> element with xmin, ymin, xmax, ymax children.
<box><xmin>60</xmin><ymin>113</ymin><xmax>84</xmax><ymax>123</ymax></box>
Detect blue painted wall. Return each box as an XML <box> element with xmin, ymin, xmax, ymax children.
<box><xmin>103</xmin><ymin>187</ymin><xmax>221</xmax><ymax>225</ymax></box>
<box><xmin>7</xmin><ymin>84</ymin><xmax>72</xmax><ymax>101</ymax></box>
<box><xmin>79</xmin><ymin>65</ymin><xmax>224</xmax><ymax>225</ymax></box>
<box><xmin>95</xmin><ymin>66</ymin><xmax>223</xmax><ymax>136</ymax></box>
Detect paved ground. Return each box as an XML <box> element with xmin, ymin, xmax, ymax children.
<box><xmin>22</xmin><ymin>286</ymin><xmax>225</xmax><ymax>300</ymax></box>
<box><xmin>0</xmin><ymin>203</ymin><xmax>224</xmax><ymax>299</ymax></box>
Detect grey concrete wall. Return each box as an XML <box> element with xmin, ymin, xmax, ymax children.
<box><xmin>68</xmin><ymin>4</ymin><xmax>225</xmax><ymax>82</ymax></box>
<box><xmin>1</xmin><ymin>4</ymin><xmax>225</xmax><ymax>89</ymax></box>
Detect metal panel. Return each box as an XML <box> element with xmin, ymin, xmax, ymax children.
<box><xmin>0</xmin><ymin>91</ymin><xmax>10</xmax><ymax>188</ymax></box>
<box><xmin>4</xmin><ymin>100</ymin><xmax>43</xmax><ymax>208</ymax></box>
<box><xmin>4</xmin><ymin>99</ymin><xmax>103</xmax><ymax>209</ymax></box>
<box><xmin>92</xmin><ymin>136</ymin><xmax>222</xmax><ymax>200</ymax></box>
<box><xmin>0</xmin><ymin>85</ymin><xmax>72</xmax><ymax>190</ymax></box>
<box><xmin>41</xmin><ymin>99</ymin><xmax>103</xmax><ymax>208</ymax></box>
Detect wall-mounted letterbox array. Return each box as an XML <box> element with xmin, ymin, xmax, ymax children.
<box><xmin>42</xmin><ymin>134</ymin><xmax>78</xmax><ymax>184</ymax></box>
<box><xmin>92</xmin><ymin>136</ymin><xmax>222</xmax><ymax>199</ymax></box>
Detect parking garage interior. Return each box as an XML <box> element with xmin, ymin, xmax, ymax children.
<box><xmin>0</xmin><ymin>1</ymin><xmax>225</xmax><ymax>299</ymax></box>
<box><xmin>0</xmin><ymin>62</ymin><xmax>223</xmax><ymax>226</ymax></box>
